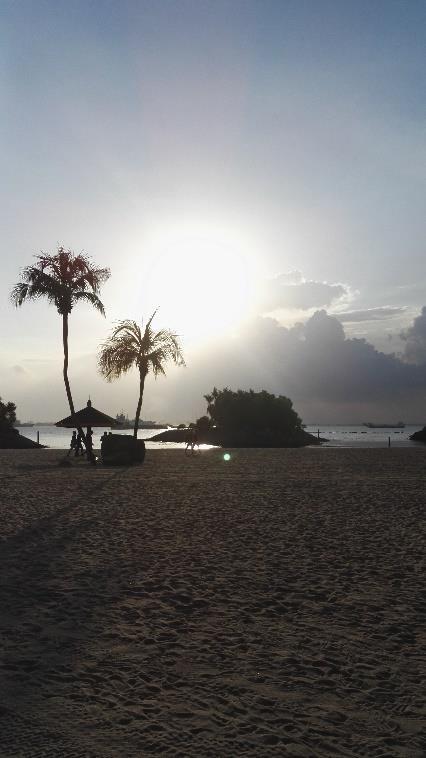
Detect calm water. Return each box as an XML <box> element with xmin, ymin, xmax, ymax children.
<box><xmin>304</xmin><ymin>424</ymin><xmax>425</xmax><ymax>448</ymax></box>
<box><xmin>19</xmin><ymin>426</ymin><xmax>183</xmax><ymax>450</ymax></box>
<box><xmin>17</xmin><ymin>423</ymin><xmax>426</xmax><ymax>449</ymax></box>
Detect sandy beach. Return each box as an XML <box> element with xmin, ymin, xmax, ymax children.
<box><xmin>0</xmin><ymin>447</ymin><xmax>424</xmax><ymax>757</ymax></box>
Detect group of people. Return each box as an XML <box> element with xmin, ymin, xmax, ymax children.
<box><xmin>68</xmin><ymin>427</ymin><xmax>199</xmax><ymax>457</ymax></box>
<box><xmin>67</xmin><ymin>427</ymin><xmax>94</xmax><ymax>458</ymax></box>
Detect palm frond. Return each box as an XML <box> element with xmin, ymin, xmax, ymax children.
<box><xmin>11</xmin><ymin>267</ymin><xmax>64</xmax><ymax>308</ymax></box>
<box><xmin>98</xmin><ymin>313</ymin><xmax>185</xmax><ymax>385</ymax></box>
<box><xmin>73</xmin><ymin>264</ymin><xmax>111</xmax><ymax>293</ymax></box>
<box><xmin>110</xmin><ymin>320</ymin><xmax>141</xmax><ymax>341</ymax></box>
<box><xmin>146</xmin><ymin>309</ymin><xmax>159</xmax><ymax>329</ymax></box>
<box><xmin>73</xmin><ymin>291</ymin><xmax>106</xmax><ymax>316</ymax></box>
<box><xmin>11</xmin><ymin>247</ymin><xmax>110</xmax><ymax>316</ymax></box>
<box><xmin>10</xmin><ymin>282</ymin><xmax>29</xmax><ymax>307</ymax></box>
<box><xmin>98</xmin><ymin>342</ymin><xmax>135</xmax><ymax>380</ymax></box>
<box><xmin>98</xmin><ymin>320</ymin><xmax>142</xmax><ymax>380</ymax></box>
<box><xmin>147</xmin><ymin>349</ymin><xmax>167</xmax><ymax>377</ymax></box>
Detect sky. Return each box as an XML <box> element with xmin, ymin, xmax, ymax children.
<box><xmin>1</xmin><ymin>0</ymin><xmax>426</xmax><ymax>424</ymax></box>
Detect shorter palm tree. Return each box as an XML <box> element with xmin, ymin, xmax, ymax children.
<box><xmin>98</xmin><ymin>311</ymin><xmax>185</xmax><ymax>438</ymax></box>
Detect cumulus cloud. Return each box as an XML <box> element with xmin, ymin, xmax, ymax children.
<box><xmin>162</xmin><ymin>309</ymin><xmax>426</xmax><ymax>423</ymax></box>
<box><xmin>401</xmin><ymin>306</ymin><xmax>426</xmax><ymax>364</ymax></box>
<box><xmin>261</xmin><ymin>273</ymin><xmax>348</xmax><ymax>313</ymax></box>
<box><xmin>9</xmin><ymin>307</ymin><xmax>426</xmax><ymax>425</ymax></box>
<box><xmin>336</xmin><ymin>306</ymin><xmax>406</xmax><ymax>323</ymax></box>
<box><xmin>243</xmin><ymin>310</ymin><xmax>425</xmax><ymax>405</ymax></box>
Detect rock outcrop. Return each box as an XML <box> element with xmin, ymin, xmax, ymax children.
<box><xmin>409</xmin><ymin>427</ymin><xmax>426</xmax><ymax>443</ymax></box>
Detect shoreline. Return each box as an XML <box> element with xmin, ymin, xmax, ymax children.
<box><xmin>14</xmin><ymin>423</ymin><xmax>426</xmax><ymax>451</ymax></box>
<box><xmin>13</xmin><ymin>439</ymin><xmax>426</xmax><ymax>452</ymax></box>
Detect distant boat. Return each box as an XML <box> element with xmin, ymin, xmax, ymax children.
<box><xmin>113</xmin><ymin>413</ymin><xmax>167</xmax><ymax>430</ymax></box>
<box><xmin>363</xmin><ymin>421</ymin><xmax>405</xmax><ymax>429</ymax></box>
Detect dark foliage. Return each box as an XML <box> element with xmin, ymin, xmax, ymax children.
<box><xmin>11</xmin><ymin>247</ymin><xmax>110</xmax><ymax>315</ymax></box>
<box><xmin>204</xmin><ymin>387</ymin><xmax>308</xmax><ymax>447</ymax></box>
<box><xmin>409</xmin><ymin>427</ymin><xmax>426</xmax><ymax>442</ymax></box>
<box><xmin>196</xmin><ymin>415</ymin><xmax>211</xmax><ymax>432</ymax></box>
<box><xmin>0</xmin><ymin>397</ymin><xmax>44</xmax><ymax>447</ymax></box>
<box><xmin>0</xmin><ymin>397</ymin><xmax>16</xmax><ymax>431</ymax></box>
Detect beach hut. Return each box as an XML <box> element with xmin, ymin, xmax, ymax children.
<box><xmin>56</xmin><ymin>399</ymin><xmax>116</xmax><ymax>460</ymax></box>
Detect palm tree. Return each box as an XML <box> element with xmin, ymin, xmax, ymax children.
<box><xmin>98</xmin><ymin>311</ymin><xmax>185</xmax><ymax>438</ymax></box>
<box><xmin>11</xmin><ymin>246</ymin><xmax>110</xmax><ymax>454</ymax></box>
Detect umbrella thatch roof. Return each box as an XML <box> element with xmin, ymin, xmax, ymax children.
<box><xmin>56</xmin><ymin>399</ymin><xmax>116</xmax><ymax>428</ymax></box>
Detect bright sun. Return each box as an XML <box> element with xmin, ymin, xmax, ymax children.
<box><xmin>145</xmin><ymin>227</ymin><xmax>259</xmax><ymax>344</ymax></box>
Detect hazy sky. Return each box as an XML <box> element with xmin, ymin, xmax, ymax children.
<box><xmin>1</xmin><ymin>1</ymin><xmax>426</xmax><ymax>423</ymax></box>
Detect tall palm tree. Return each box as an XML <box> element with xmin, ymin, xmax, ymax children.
<box><xmin>11</xmin><ymin>246</ymin><xmax>110</xmax><ymax>454</ymax></box>
<box><xmin>98</xmin><ymin>311</ymin><xmax>185</xmax><ymax>438</ymax></box>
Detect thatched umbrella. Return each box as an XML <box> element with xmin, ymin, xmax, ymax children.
<box><xmin>56</xmin><ymin>399</ymin><xmax>116</xmax><ymax>459</ymax></box>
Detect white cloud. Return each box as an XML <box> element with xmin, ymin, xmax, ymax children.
<box><xmin>336</xmin><ymin>306</ymin><xmax>406</xmax><ymax>323</ymax></box>
<box><xmin>260</xmin><ymin>272</ymin><xmax>348</xmax><ymax>313</ymax></box>
<box><xmin>401</xmin><ymin>306</ymin><xmax>426</xmax><ymax>364</ymax></box>
<box><xmin>159</xmin><ymin>308</ymin><xmax>426</xmax><ymax>424</ymax></box>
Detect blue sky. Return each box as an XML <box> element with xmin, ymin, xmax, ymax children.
<box><xmin>1</xmin><ymin>1</ymin><xmax>426</xmax><ymax>422</ymax></box>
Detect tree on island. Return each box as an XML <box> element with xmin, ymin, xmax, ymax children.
<box><xmin>11</xmin><ymin>247</ymin><xmax>110</xmax><ymax>457</ymax></box>
<box><xmin>98</xmin><ymin>311</ymin><xmax>185</xmax><ymax>439</ymax></box>
<box><xmin>204</xmin><ymin>387</ymin><xmax>307</xmax><ymax>447</ymax></box>
<box><xmin>0</xmin><ymin>397</ymin><xmax>16</xmax><ymax>432</ymax></box>
<box><xmin>195</xmin><ymin>415</ymin><xmax>211</xmax><ymax>433</ymax></box>
<box><xmin>148</xmin><ymin>388</ymin><xmax>317</xmax><ymax>447</ymax></box>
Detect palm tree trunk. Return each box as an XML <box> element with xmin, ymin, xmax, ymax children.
<box><xmin>62</xmin><ymin>314</ymin><xmax>90</xmax><ymax>459</ymax></box>
<box><xmin>133</xmin><ymin>369</ymin><xmax>146</xmax><ymax>439</ymax></box>
<box><xmin>63</xmin><ymin>313</ymin><xmax>76</xmax><ymax>416</ymax></box>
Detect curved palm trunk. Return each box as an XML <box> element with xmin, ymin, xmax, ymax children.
<box><xmin>133</xmin><ymin>369</ymin><xmax>146</xmax><ymax>439</ymax></box>
<box><xmin>62</xmin><ymin>314</ymin><xmax>91</xmax><ymax>460</ymax></box>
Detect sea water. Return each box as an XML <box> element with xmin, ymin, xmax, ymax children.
<box><xmin>304</xmin><ymin>424</ymin><xmax>424</xmax><ymax>448</ymax></box>
<box><xmin>20</xmin><ymin>426</ymin><xmax>176</xmax><ymax>450</ymax></box>
<box><xmin>18</xmin><ymin>424</ymin><xmax>426</xmax><ymax>449</ymax></box>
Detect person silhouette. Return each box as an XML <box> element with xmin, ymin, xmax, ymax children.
<box><xmin>191</xmin><ymin>427</ymin><xmax>198</xmax><ymax>450</ymax></box>
<box><xmin>74</xmin><ymin>431</ymin><xmax>84</xmax><ymax>457</ymax></box>
<box><xmin>67</xmin><ymin>430</ymin><xmax>77</xmax><ymax>457</ymax></box>
<box><xmin>185</xmin><ymin>427</ymin><xmax>199</xmax><ymax>455</ymax></box>
<box><xmin>86</xmin><ymin>427</ymin><xmax>93</xmax><ymax>458</ymax></box>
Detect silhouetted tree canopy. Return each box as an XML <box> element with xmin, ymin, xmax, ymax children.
<box><xmin>0</xmin><ymin>397</ymin><xmax>16</xmax><ymax>431</ymax></box>
<box><xmin>196</xmin><ymin>415</ymin><xmax>211</xmax><ymax>432</ymax></box>
<box><xmin>11</xmin><ymin>247</ymin><xmax>110</xmax><ymax>316</ymax></box>
<box><xmin>204</xmin><ymin>387</ymin><xmax>305</xmax><ymax>446</ymax></box>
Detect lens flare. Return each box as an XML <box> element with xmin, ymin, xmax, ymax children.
<box><xmin>223</xmin><ymin>453</ymin><xmax>231</xmax><ymax>461</ymax></box>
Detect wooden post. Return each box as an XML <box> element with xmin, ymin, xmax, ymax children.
<box><xmin>388</xmin><ymin>436</ymin><xmax>391</xmax><ymax>448</ymax></box>
<box><xmin>317</xmin><ymin>428</ymin><xmax>320</xmax><ymax>439</ymax></box>
<box><xmin>37</xmin><ymin>431</ymin><xmax>40</xmax><ymax>445</ymax></box>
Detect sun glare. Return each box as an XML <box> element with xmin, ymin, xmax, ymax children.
<box><xmin>146</xmin><ymin>226</ymin><xmax>258</xmax><ymax>344</ymax></box>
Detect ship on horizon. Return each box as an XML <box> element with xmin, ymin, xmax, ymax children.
<box><xmin>363</xmin><ymin>421</ymin><xmax>405</xmax><ymax>429</ymax></box>
<box><xmin>113</xmin><ymin>412</ymin><xmax>168</xmax><ymax>430</ymax></box>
